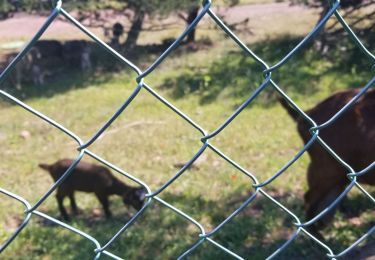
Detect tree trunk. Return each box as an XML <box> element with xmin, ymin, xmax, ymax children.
<box><xmin>314</xmin><ymin>4</ymin><xmax>329</xmax><ymax>53</ymax></box>
<box><xmin>186</xmin><ymin>6</ymin><xmax>199</xmax><ymax>43</ymax></box>
<box><xmin>123</xmin><ymin>10</ymin><xmax>145</xmax><ymax>53</ymax></box>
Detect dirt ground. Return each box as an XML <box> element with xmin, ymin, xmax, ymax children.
<box><xmin>0</xmin><ymin>2</ymin><xmax>317</xmax><ymax>46</ymax></box>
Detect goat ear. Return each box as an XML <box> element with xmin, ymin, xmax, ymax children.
<box><xmin>39</xmin><ymin>163</ymin><xmax>50</xmax><ymax>171</ymax></box>
<box><xmin>136</xmin><ymin>189</ymin><xmax>146</xmax><ymax>201</ymax></box>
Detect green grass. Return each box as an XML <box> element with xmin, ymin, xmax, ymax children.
<box><xmin>1</xmin><ymin>6</ymin><xmax>375</xmax><ymax>260</ymax></box>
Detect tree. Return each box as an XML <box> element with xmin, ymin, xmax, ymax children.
<box><xmin>0</xmin><ymin>0</ymin><xmax>197</xmax><ymax>50</ymax></box>
<box><xmin>0</xmin><ymin>0</ymin><xmax>241</xmax><ymax>52</ymax></box>
<box><xmin>293</xmin><ymin>0</ymin><xmax>375</xmax><ymax>52</ymax></box>
<box><xmin>178</xmin><ymin>0</ymin><xmax>239</xmax><ymax>43</ymax></box>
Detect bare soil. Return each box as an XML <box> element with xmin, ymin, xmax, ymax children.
<box><xmin>0</xmin><ymin>2</ymin><xmax>315</xmax><ymax>46</ymax></box>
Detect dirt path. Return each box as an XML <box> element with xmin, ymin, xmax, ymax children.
<box><xmin>212</xmin><ymin>2</ymin><xmax>318</xmax><ymax>42</ymax></box>
<box><xmin>0</xmin><ymin>2</ymin><xmax>317</xmax><ymax>46</ymax></box>
<box><xmin>215</xmin><ymin>2</ymin><xmax>313</xmax><ymax>22</ymax></box>
<box><xmin>0</xmin><ymin>14</ymin><xmax>103</xmax><ymax>44</ymax></box>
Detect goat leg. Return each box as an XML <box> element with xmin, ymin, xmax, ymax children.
<box><xmin>56</xmin><ymin>193</ymin><xmax>70</xmax><ymax>221</ymax></box>
<box><xmin>95</xmin><ymin>192</ymin><xmax>112</xmax><ymax>218</ymax></box>
<box><xmin>69</xmin><ymin>193</ymin><xmax>79</xmax><ymax>215</ymax></box>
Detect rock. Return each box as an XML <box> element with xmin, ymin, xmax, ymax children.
<box><xmin>20</xmin><ymin>130</ymin><xmax>31</xmax><ymax>139</ymax></box>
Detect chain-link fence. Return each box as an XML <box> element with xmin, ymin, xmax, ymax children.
<box><xmin>0</xmin><ymin>0</ymin><xmax>374</xmax><ymax>259</ymax></box>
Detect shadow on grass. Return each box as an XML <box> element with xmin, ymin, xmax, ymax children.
<box><xmin>0</xmin><ymin>38</ymin><xmax>213</xmax><ymax>105</ymax></box>
<box><xmin>0</xmin><ymin>40</ymin><xmax>124</xmax><ymax>105</ymax></box>
<box><xmin>3</xmin><ymin>188</ymin><xmax>373</xmax><ymax>259</ymax></box>
<box><xmin>161</xmin><ymin>35</ymin><xmax>373</xmax><ymax>105</ymax></box>
<box><xmin>0</xmin><ymin>70</ymin><xmax>116</xmax><ymax>105</ymax></box>
<box><xmin>340</xmin><ymin>190</ymin><xmax>375</xmax><ymax>218</ymax></box>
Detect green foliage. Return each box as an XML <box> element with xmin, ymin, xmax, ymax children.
<box><xmin>292</xmin><ymin>0</ymin><xmax>365</xmax><ymax>8</ymax></box>
<box><xmin>62</xmin><ymin>0</ymin><xmax>127</xmax><ymax>12</ymax></box>
<box><xmin>0</xmin><ymin>0</ymin><xmax>200</xmax><ymax>15</ymax></box>
<box><xmin>0</xmin><ymin>0</ymin><xmax>239</xmax><ymax>15</ymax></box>
<box><xmin>0</xmin><ymin>0</ymin><xmax>14</xmax><ymax>12</ymax></box>
<box><xmin>0</xmin><ymin>1</ymin><xmax>155</xmax><ymax>16</ymax></box>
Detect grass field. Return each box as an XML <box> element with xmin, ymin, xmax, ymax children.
<box><xmin>0</xmin><ymin>3</ymin><xmax>374</xmax><ymax>260</ymax></box>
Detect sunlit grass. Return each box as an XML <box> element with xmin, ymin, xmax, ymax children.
<box><xmin>1</xmin><ymin>3</ymin><xmax>374</xmax><ymax>259</ymax></box>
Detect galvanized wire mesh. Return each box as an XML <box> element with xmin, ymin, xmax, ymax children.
<box><xmin>0</xmin><ymin>0</ymin><xmax>374</xmax><ymax>259</ymax></box>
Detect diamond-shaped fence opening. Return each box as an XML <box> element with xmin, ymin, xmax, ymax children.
<box><xmin>319</xmin><ymin>186</ymin><xmax>375</xmax><ymax>255</ymax></box>
<box><xmin>0</xmin><ymin>0</ymin><xmax>374</xmax><ymax>259</ymax></box>
<box><xmin>86</xmin><ymin>90</ymin><xmax>205</xmax><ymax>189</ymax></box>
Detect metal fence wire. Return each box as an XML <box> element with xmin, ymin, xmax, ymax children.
<box><xmin>0</xmin><ymin>0</ymin><xmax>375</xmax><ymax>259</ymax></box>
